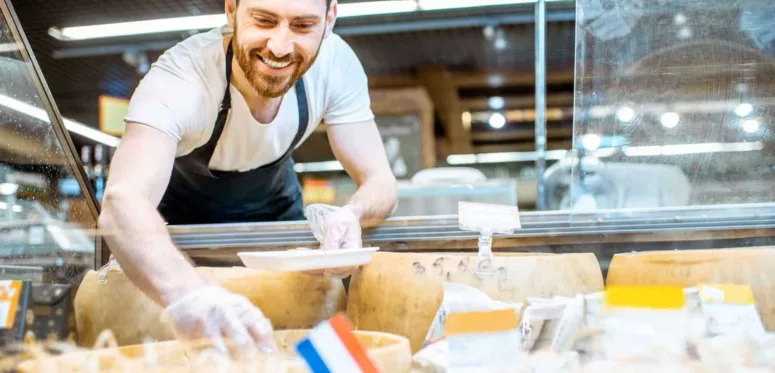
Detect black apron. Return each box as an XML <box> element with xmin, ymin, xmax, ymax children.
<box><xmin>158</xmin><ymin>44</ymin><xmax>308</xmax><ymax>225</ymax></box>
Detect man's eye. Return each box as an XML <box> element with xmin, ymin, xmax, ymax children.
<box><xmin>256</xmin><ymin>18</ymin><xmax>275</xmax><ymax>27</ymax></box>
<box><xmin>294</xmin><ymin>23</ymin><xmax>314</xmax><ymax>31</ymax></box>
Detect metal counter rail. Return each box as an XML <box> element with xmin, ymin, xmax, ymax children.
<box><xmin>169</xmin><ymin>203</ymin><xmax>775</xmax><ymax>252</ymax></box>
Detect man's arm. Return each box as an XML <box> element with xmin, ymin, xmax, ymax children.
<box><xmin>327</xmin><ymin>120</ymin><xmax>397</xmax><ymax>228</ymax></box>
<box><xmin>98</xmin><ymin>122</ymin><xmax>206</xmax><ymax>306</ymax></box>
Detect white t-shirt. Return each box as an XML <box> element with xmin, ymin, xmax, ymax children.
<box><xmin>124</xmin><ymin>26</ymin><xmax>374</xmax><ymax>172</ymax></box>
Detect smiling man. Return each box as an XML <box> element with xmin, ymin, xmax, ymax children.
<box><xmin>98</xmin><ymin>0</ymin><xmax>397</xmax><ymax>353</ymax></box>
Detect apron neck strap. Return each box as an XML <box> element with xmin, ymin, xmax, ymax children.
<box><xmin>221</xmin><ymin>42</ymin><xmax>234</xmax><ymax>111</ymax></box>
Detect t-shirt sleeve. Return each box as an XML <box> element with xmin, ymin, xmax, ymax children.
<box><xmin>124</xmin><ymin>56</ymin><xmax>208</xmax><ymax>142</ymax></box>
<box><xmin>322</xmin><ymin>37</ymin><xmax>375</xmax><ymax>126</ymax></box>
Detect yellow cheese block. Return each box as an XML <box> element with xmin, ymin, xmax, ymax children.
<box><xmin>606</xmin><ymin>248</ymin><xmax>775</xmax><ymax>330</ymax></box>
<box><xmin>19</xmin><ymin>329</ymin><xmax>411</xmax><ymax>373</ymax></box>
<box><xmin>346</xmin><ymin>252</ymin><xmax>605</xmax><ymax>353</ymax></box>
<box><xmin>74</xmin><ymin>267</ymin><xmax>347</xmax><ymax>347</ymax></box>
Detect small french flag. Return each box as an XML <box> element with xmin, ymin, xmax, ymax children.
<box><xmin>295</xmin><ymin>313</ymin><xmax>380</xmax><ymax>373</ymax></box>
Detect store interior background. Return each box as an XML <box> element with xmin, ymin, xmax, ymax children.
<box><xmin>3</xmin><ymin>0</ymin><xmax>775</xmax><ymax>223</ymax></box>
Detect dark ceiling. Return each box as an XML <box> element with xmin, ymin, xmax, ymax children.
<box><xmin>7</xmin><ymin>0</ymin><xmax>577</xmax><ymax>135</ymax></box>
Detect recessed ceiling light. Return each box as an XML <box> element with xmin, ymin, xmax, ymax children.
<box><xmin>661</xmin><ymin>112</ymin><xmax>680</xmax><ymax>128</ymax></box>
<box><xmin>488</xmin><ymin>96</ymin><xmax>505</xmax><ymax>110</ymax></box>
<box><xmin>582</xmin><ymin>134</ymin><xmax>602</xmax><ymax>151</ymax></box>
<box><xmin>743</xmin><ymin>119</ymin><xmax>760</xmax><ymax>134</ymax></box>
<box><xmin>735</xmin><ymin>103</ymin><xmax>754</xmax><ymax>117</ymax></box>
<box><xmin>489</xmin><ymin>113</ymin><xmax>506</xmax><ymax>129</ymax></box>
<box><xmin>616</xmin><ymin>106</ymin><xmax>635</xmax><ymax>123</ymax></box>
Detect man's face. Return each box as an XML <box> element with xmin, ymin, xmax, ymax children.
<box><xmin>229</xmin><ymin>0</ymin><xmax>334</xmax><ymax>98</ymax></box>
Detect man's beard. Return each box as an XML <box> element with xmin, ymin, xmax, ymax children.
<box><xmin>232</xmin><ymin>27</ymin><xmax>322</xmax><ymax>98</ymax></box>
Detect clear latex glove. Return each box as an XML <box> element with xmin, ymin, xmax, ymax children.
<box><xmin>304</xmin><ymin>204</ymin><xmax>363</xmax><ymax>278</ymax></box>
<box><xmin>161</xmin><ymin>286</ymin><xmax>276</xmax><ymax>356</ymax></box>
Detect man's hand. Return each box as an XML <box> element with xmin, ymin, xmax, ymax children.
<box><xmin>322</xmin><ymin>205</ymin><xmax>362</xmax><ymax>250</ymax></box>
<box><xmin>162</xmin><ymin>286</ymin><xmax>277</xmax><ymax>355</ymax></box>
<box><xmin>301</xmin><ymin>204</ymin><xmax>363</xmax><ymax>278</ymax></box>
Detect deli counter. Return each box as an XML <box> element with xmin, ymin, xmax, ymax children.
<box><xmin>3</xmin><ymin>0</ymin><xmax>775</xmax><ymax>371</ymax></box>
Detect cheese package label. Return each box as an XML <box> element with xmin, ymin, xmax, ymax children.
<box><xmin>447</xmin><ymin>308</ymin><xmax>523</xmax><ymax>370</ymax></box>
<box><xmin>698</xmin><ymin>284</ymin><xmax>765</xmax><ymax>336</ymax></box>
<box><xmin>698</xmin><ymin>284</ymin><xmax>755</xmax><ymax>305</ymax></box>
<box><xmin>0</xmin><ymin>280</ymin><xmax>23</xmax><ymax>329</ymax></box>
<box><xmin>446</xmin><ymin>308</ymin><xmax>520</xmax><ymax>336</ymax></box>
<box><xmin>605</xmin><ymin>285</ymin><xmax>686</xmax><ymax>309</ymax></box>
<box><xmin>602</xmin><ymin>286</ymin><xmax>690</xmax><ymax>359</ymax></box>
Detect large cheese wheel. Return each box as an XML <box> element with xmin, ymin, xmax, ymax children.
<box><xmin>606</xmin><ymin>248</ymin><xmax>775</xmax><ymax>330</ymax></box>
<box><xmin>74</xmin><ymin>267</ymin><xmax>347</xmax><ymax>347</ymax></box>
<box><xmin>347</xmin><ymin>252</ymin><xmax>605</xmax><ymax>353</ymax></box>
<box><xmin>18</xmin><ymin>330</ymin><xmax>411</xmax><ymax>373</ymax></box>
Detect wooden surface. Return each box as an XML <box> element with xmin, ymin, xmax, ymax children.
<box><xmin>74</xmin><ymin>267</ymin><xmax>347</xmax><ymax>347</ymax></box>
<box><xmin>18</xmin><ymin>330</ymin><xmax>412</xmax><ymax>373</ymax></box>
<box><xmin>346</xmin><ymin>252</ymin><xmax>604</xmax><ymax>353</ymax></box>
<box><xmin>607</xmin><ymin>247</ymin><xmax>775</xmax><ymax>330</ymax></box>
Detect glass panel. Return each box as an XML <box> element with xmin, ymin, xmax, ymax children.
<box><xmin>568</xmin><ymin>0</ymin><xmax>775</xmax><ymax>212</ymax></box>
<box><xmin>0</xmin><ymin>1</ymin><xmax>98</xmax><ymax>285</ymax></box>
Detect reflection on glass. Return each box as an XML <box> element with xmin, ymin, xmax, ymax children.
<box><xmin>563</xmin><ymin>0</ymin><xmax>775</xmax><ymax>211</ymax></box>
<box><xmin>0</xmin><ymin>6</ymin><xmax>97</xmax><ymax>285</ymax></box>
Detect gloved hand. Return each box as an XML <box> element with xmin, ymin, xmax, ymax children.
<box><xmin>321</xmin><ymin>206</ymin><xmax>363</xmax><ymax>251</ymax></box>
<box><xmin>161</xmin><ymin>286</ymin><xmax>276</xmax><ymax>356</ymax></box>
<box><xmin>304</xmin><ymin>204</ymin><xmax>363</xmax><ymax>278</ymax></box>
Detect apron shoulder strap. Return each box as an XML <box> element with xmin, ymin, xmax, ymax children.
<box><xmin>288</xmin><ymin>77</ymin><xmax>309</xmax><ymax>151</ymax></box>
<box><xmin>198</xmin><ymin>43</ymin><xmax>234</xmax><ymax>158</ymax></box>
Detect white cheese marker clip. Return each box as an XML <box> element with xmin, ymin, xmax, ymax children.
<box><xmin>458</xmin><ymin>202</ymin><xmax>521</xmax><ymax>274</ymax></box>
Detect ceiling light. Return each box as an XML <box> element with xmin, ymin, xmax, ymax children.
<box><xmin>488</xmin><ymin>75</ymin><xmax>504</xmax><ymax>87</ymax></box>
<box><xmin>743</xmin><ymin>119</ymin><xmax>761</xmax><ymax>134</ymax></box>
<box><xmin>624</xmin><ymin>141</ymin><xmax>763</xmax><ymax>157</ymax></box>
<box><xmin>677</xmin><ymin>27</ymin><xmax>693</xmax><ymax>40</ymax></box>
<box><xmin>735</xmin><ymin>103</ymin><xmax>754</xmax><ymax>117</ymax></box>
<box><xmin>488</xmin><ymin>113</ymin><xmax>506</xmax><ymax>129</ymax></box>
<box><xmin>0</xmin><ymin>43</ymin><xmax>18</xmax><ymax>53</ymax></box>
<box><xmin>49</xmin><ymin>14</ymin><xmax>227</xmax><ymax>41</ymax></box>
<box><xmin>50</xmin><ymin>0</ymin><xmax>549</xmax><ymax>41</ymax></box>
<box><xmin>660</xmin><ymin>112</ymin><xmax>680</xmax><ymax>128</ymax></box>
<box><xmin>488</xmin><ymin>97</ymin><xmax>505</xmax><ymax>110</ymax></box>
<box><xmin>419</xmin><ymin>0</ymin><xmax>534</xmax><ymax>10</ymax></box>
<box><xmin>0</xmin><ymin>183</ymin><xmax>18</xmax><ymax>196</ymax></box>
<box><xmin>582</xmin><ymin>134</ymin><xmax>602</xmax><ymax>151</ymax></box>
<box><xmin>0</xmin><ymin>94</ymin><xmax>120</xmax><ymax>147</ymax></box>
<box><xmin>461</xmin><ymin>111</ymin><xmax>472</xmax><ymax>130</ymax></box>
<box><xmin>447</xmin><ymin>149</ymin><xmax>568</xmax><ymax>165</ymax></box>
<box><xmin>483</xmin><ymin>25</ymin><xmax>496</xmax><ymax>39</ymax></box>
<box><xmin>494</xmin><ymin>37</ymin><xmax>508</xmax><ymax>50</ymax></box>
<box><xmin>616</xmin><ymin>106</ymin><xmax>635</xmax><ymax>123</ymax></box>
<box><xmin>49</xmin><ymin>1</ymin><xmax>418</xmax><ymax>41</ymax></box>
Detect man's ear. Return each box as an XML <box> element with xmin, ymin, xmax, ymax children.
<box><xmin>323</xmin><ymin>0</ymin><xmax>338</xmax><ymax>39</ymax></box>
<box><xmin>226</xmin><ymin>0</ymin><xmax>237</xmax><ymax>29</ymax></box>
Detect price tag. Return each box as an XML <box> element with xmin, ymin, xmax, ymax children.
<box><xmin>458</xmin><ymin>202</ymin><xmax>521</xmax><ymax>234</ymax></box>
<box><xmin>698</xmin><ymin>284</ymin><xmax>765</xmax><ymax>337</ymax></box>
<box><xmin>446</xmin><ymin>308</ymin><xmax>523</xmax><ymax>370</ymax></box>
<box><xmin>0</xmin><ymin>281</ymin><xmax>23</xmax><ymax>329</ymax></box>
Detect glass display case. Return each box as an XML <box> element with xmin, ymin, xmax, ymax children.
<box><xmin>1</xmin><ymin>0</ymin><xmax>772</xmax><ymax>274</ymax></box>
<box><xmin>168</xmin><ymin>0</ymin><xmax>775</xmax><ymax>275</ymax></box>
<box><xmin>0</xmin><ymin>0</ymin><xmax>101</xmax><ymax>285</ymax></box>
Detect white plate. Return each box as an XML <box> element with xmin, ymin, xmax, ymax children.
<box><xmin>238</xmin><ymin>247</ymin><xmax>380</xmax><ymax>272</ymax></box>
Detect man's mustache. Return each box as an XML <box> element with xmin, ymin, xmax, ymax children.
<box><xmin>251</xmin><ymin>49</ymin><xmax>296</xmax><ymax>63</ymax></box>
